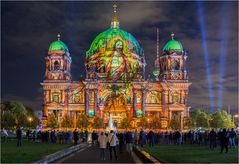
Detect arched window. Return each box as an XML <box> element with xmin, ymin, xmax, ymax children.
<box><xmin>54</xmin><ymin>61</ymin><xmax>60</xmax><ymax>70</ymax></box>
<box><xmin>52</xmin><ymin>92</ymin><xmax>59</xmax><ymax>102</ymax></box>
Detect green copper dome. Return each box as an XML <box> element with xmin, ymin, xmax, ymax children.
<box><xmin>86</xmin><ymin>28</ymin><xmax>144</xmax><ymax>58</ymax></box>
<box><xmin>48</xmin><ymin>40</ymin><xmax>69</xmax><ymax>52</ymax></box>
<box><xmin>163</xmin><ymin>39</ymin><xmax>183</xmax><ymax>52</ymax></box>
<box><xmin>163</xmin><ymin>33</ymin><xmax>183</xmax><ymax>52</ymax></box>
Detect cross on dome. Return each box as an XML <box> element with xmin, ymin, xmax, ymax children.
<box><xmin>171</xmin><ymin>32</ymin><xmax>175</xmax><ymax>40</ymax></box>
<box><xmin>57</xmin><ymin>33</ymin><xmax>61</xmax><ymax>41</ymax></box>
<box><xmin>111</xmin><ymin>2</ymin><xmax>119</xmax><ymax>29</ymax></box>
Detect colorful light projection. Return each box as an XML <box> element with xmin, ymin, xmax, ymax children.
<box><xmin>86</xmin><ymin>28</ymin><xmax>145</xmax><ymax>80</ymax></box>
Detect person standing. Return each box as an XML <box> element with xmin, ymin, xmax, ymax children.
<box><xmin>98</xmin><ymin>132</ymin><xmax>108</xmax><ymax>160</ymax></box>
<box><xmin>148</xmin><ymin>130</ymin><xmax>155</xmax><ymax>147</ymax></box>
<box><xmin>85</xmin><ymin>130</ymin><xmax>88</xmax><ymax>143</ymax></box>
<box><xmin>108</xmin><ymin>130</ymin><xmax>118</xmax><ymax>160</ymax></box>
<box><xmin>16</xmin><ymin>127</ymin><xmax>22</xmax><ymax>147</ymax></box>
<box><xmin>118</xmin><ymin>132</ymin><xmax>125</xmax><ymax>154</ymax></box>
<box><xmin>209</xmin><ymin>129</ymin><xmax>217</xmax><ymax>149</ymax></box>
<box><xmin>229</xmin><ymin>128</ymin><xmax>236</xmax><ymax>148</ymax></box>
<box><xmin>220</xmin><ymin>128</ymin><xmax>229</xmax><ymax>153</ymax></box>
<box><xmin>2</xmin><ymin>128</ymin><xmax>8</xmax><ymax>142</ymax></box>
<box><xmin>126</xmin><ymin>131</ymin><xmax>134</xmax><ymax>155</ymax></box>
<box><xmin>139</xmin><ymin>129</ymin><xmax>146</xmax><ymax>147</ymax></box>
<box><xmin>73</xmin><ymin>129</ymin><xmax>79</xmax><ymax>145</ymax></box>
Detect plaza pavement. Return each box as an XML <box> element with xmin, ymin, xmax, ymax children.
<box><xmin>55</xmin><ymin>144</ymin><xmax>138</xmax><ymax>163</ymax></box>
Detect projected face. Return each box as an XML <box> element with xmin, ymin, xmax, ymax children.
<box><xmin>115</xmin><ymin>40</ymin><xmax>123</xmax><ymax>51</ymax></box>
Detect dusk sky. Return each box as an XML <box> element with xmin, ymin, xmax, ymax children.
<box><xmin>1</xmin><ymin>1</ymin><xmax>238</xmax><ymax>114</ymax></box>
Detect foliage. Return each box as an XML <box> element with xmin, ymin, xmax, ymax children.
<box><xmin>61</xmin><ymin>114</ymin><xmax>74</xmax><ymax>128</ymax></box>
<box><xmin>120</xmin><ymin>116</ymin><xmax>132</xmax><ymax>130</ymax></box>
<box><xmin>183</xmin><ymin>116</ymin><xmax>192</xmax><ymax>128</ymax></box>
<box><xmin>196</xmin><ymin>112</ymin><xmax>209</xmax><ymax>128</ymax></box>
<box><xmin>137</xmin><ymin>116</ymin><xmax>149</xmax><ymax>129</ymax></box>
<box><xmin>190</xmin><ymin>109</ymin><xmax>209</xmax><ymax>128</ymax></box>
<box><xmin>47</xmin><ymin>113</ymin><xmax>59</xmax><ymax>129</ymax></box>
<box><xmin>1</xmin><ymin>101</ymin><xmax>40</xmax><ymax>129</ymax></box>
<box><xmin>149</xmin><ymin>117</ymin><xmax>161</xmax><ymax>129</ymax></box>
<box><xmin>210</xmin><ymin>110</ymin><xmax>236</xmax><ymax>129</ymax></box>
<box><xmin>91</xmin><ymin>116</ymin><xmax>103</xmax><ymax>129</ymax></box>
<box><xmin>76</xmin><ymin>113</ymin><xmax>90</xmax><ymax>130</ymax></box>
<box><xmin>170</xmin><ymin>114</ymin><xmax>181</xmax><ymax>130</ymax></box>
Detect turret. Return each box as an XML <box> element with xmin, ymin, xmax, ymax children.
<box><xmin>44</xmin><ymin>34</ymin><xmax>72</xmax><ymax>81</ymax></box>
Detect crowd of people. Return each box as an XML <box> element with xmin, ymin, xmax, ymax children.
<box><xmin>1</xmin><ymin>127</ymin><xmax>238</xmax><ymax>159</ymax></box>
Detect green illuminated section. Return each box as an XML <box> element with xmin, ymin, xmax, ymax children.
<box><xmin>88</xmin><ymin>110</ymin><xmax>94</xmax><ymax>117</ymax></box>
<box><xmin>153</xmin><ymin>70</ymin><xmax>160</xmax><ymax>77</ymax></box>
<box><xmin>136</xmin><ymin>110</ymin><xmax>142</xmax><ymax>117</ymax></box>
<box><xmin>163</xmin><ymin>39</ymin><xmax>183</xmax><ymax>52</ymax></box>
<box><xmin>49</xmin><ymin>40</ymin><xmax>69</xmax><ymax>52</ymax></box>
<box><xmin>86</xmin><ymin>28</ymin><xmax>143</xmax><ymax>58</ymax></box>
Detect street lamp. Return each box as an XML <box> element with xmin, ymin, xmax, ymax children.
<box><xmin>28</xmin><ymin>117</ymin><xmax>33</xmax><ymax>128</ymax></box>
<box><xmin>233</xmin><ymin>114</ymin><xmax>238</xmax><ymax>123</ymax></box>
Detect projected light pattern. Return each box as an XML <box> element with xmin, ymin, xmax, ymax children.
<box><xmin>197</xmin><ymin>1</ymin><xmax>215</xmax><ymax>112</ymax></box>
<box><xmin>85</xmin><ymin>27</ymin><xmax>146</xmax><ymax>80</ymax></box>
<box><xmin>218</xmin><ymin>3</ymin><xmax>231</xmax><ymax>110</ymax></box>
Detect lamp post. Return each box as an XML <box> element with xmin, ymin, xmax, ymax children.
<box><xmin>28</xmin><ymin>117</ymin><xmax>33</xmax><ymax>129</ymax></box>
<box><xmin>233</xmin><ymin>114</ymin><xmax>238</xmax><ymax>124</ymax></box>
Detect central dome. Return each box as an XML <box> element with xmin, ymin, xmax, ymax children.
<box><xmin>86</xmin><ymin>28</ymin><xmax>144</xmax><ymax>58</ymax></box>
<box><xmin>85</xmin><ymin>4</ymin><xmax>145</xmax><ymax>81</ymax></box>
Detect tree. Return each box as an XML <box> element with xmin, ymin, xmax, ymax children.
<box><xmin>25</xmin><ymin>106</ymin><xmax>40</xmax><ymax>128</ymax></box>
<box><xmin>76</xmin><ymin>113</ymin><xmax>90</xmax><ymax>130</ymax></box>
<box><xmin>1</xmin><ymin>101</ymin><xmax>28</xmax><ymax>128</ymax></box>
<box><xmin>196</xmin><ymin>112</ymin><xmax>209</xmax><ymax>128</ymax></box>
<box><xmin>170</xmin><ymin>115</ymin><xmax>181</xmax><ymax>130</ymax></box>
<box><xmin>184</xmin><ymin>116</ymin><xmax>192</xmax><ymax>128</ymax></box>
<box><xmin>190</xmin><ymin>109</ymin><xmax>209</xmax><ymax>128</ymax></box>
<box><xmin>47</xmin><ymin>113</ymin><xmax>59</xmax><ymax>129</ymax></box>
<box><xmin>1</xmin><ymin>101</ymin><xmax>40</xmax><ymax>129</ymax></box>
<box><xmin>136</xmin><ymin>116</ymin><xmax>149</xmax><ymax>129</ymax></box>
<box><xmin>210</xmin><ymin>110</ymin><xmax>236</xmax><ymax>129</ymax></box>
<box><xmin>149</xmin><ymin>117</ymin><xmax>161</xmax><ymax>129</ymax></box>
<box><xmin>61</xmin><ymin>114</ymin><xmax>74</xmax><ymax>128</ymax></box>
<box><xmin>92</xmin><ymin>116</ymin><xmax>103</xmax><ymax>129</ymax></box>
<box><xmin>120</xmin><ymin>116</ymin><xmax>132</xmax><ymax>130</ymax></box>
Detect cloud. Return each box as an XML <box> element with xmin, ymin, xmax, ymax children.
<box><xmin>1</xmin><ymin>1</ymin><xmax>238</xmax><ymax>114</ymax></box>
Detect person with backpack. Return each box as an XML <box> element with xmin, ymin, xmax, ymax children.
<box><xmin>108</xmin><ymin>130</ymin><xmax>118</xmax><ymax>160</ymax></box>
<box><xmin>98</xmin><ymin>132</ymin><xmax>108</xmax><ymax>160</ymax></box>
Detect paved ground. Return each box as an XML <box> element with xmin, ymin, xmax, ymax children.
<box><xmin>55</xmin><ymin>144</ymin><xmax>137</xmax><ymax>163</ymax></box>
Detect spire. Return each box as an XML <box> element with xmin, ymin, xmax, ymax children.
<box><xmin>57</xmin><ymin>33</ymin><xmax>61</xmax><ymax>41</ymax></box>
<box><xmin>156</xmin><ymin>28</ymin><xmax>159</xmax><ymax>60</ymax></box>
<box><xmin>154</xmin><ymin>28</ymin><xmax>160</xmax><ymax>74</ymax></box>
<box><xmin>111</xmin><ymin>2</ymin><xmax>119</xmax><ymax>29</ymax></box>
<box><xmin>171</xmin><ymin>32</ymin><xmax>175</xmax><ymax>40</ymax></box>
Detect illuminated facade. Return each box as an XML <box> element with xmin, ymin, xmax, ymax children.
<box><xmin>41</xmin><ymin>4</ymin><xmax>191</xmax><ymax>129</ymax></box>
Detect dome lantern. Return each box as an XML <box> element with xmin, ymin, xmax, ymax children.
<box><xmin>162</xmin><ymin>32</ymin><xmax>183</xmax><ymax>53</ymax></box>
<box><xmin>110</xmin><ymin>3</ymin><xmax>119</xmax><ymax>29</ymax></box>
<box><xmin>48</xmin><ymin>34</ymin><xmax>69</xmax><ymax>52</ymax></box>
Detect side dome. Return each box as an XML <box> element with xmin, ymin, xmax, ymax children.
<box><xmin>163</xmin><ymin>33</ymin><xmax>183</xmax><ymax>52</ymax></box>
<box><xmin>86</xmin><ymin>28</ymin><xmax>144</xmax><ymax>58</ymax></box>
<box><xmin>48</xmin><ymin>34</ymin><xmax>69</xmax><ymax>52</ymax></box>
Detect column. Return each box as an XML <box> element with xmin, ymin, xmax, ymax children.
<box><xmin>133</xmin><ymin>89</ymin><xmax>137</xmax><ymax>117</ymax></box>
<box><xmin>179</xmin><ymin>90</ymin><xmax>182</xmax><ymax>104</ymax></box>
<box><xmin>141</xmin><ymin>89</ymin><xmax>146</xmax><ymax>115</ymax></box>
<box><xmin>66</xmin><ymin>89</ymin><xmax>70</xmax><ymax>115</ymax></box>
<box><xmin>181</xmin><ymin>111</ymin><xmax>184</xmax><ymax>130</ymax></box>
<box><xmin>85</xmin><ymin>87</ymin><xmax>90</xmax><ymax>115</ymax></box>
<box><xmin>94</xmin><ymin>89</ymin><xmax>98</xmax><ymax>116</ymax></box>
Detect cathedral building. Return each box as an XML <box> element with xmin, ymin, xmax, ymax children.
<box><xmin>41</xmin><ymin>4</ymin><xmax>191</xmax><ymax>130</ymax></box>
